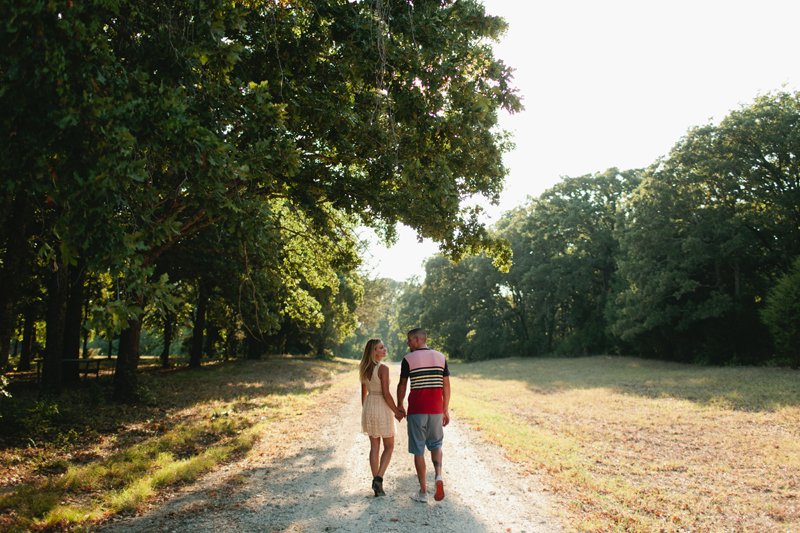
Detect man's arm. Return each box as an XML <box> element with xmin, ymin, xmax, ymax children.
<box><xmin>442</xmin><ymin>375</ymin><xmax>450</xmax><ymax>427</ymax></box>
<box><xmin>396</xmin><ymin>377</ymin><xmax>408</xmax><ymax>417</ymax></box>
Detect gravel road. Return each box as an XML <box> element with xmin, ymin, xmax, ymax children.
<box><xmin>98</xmin><ymin>363</ymin><xmax>565</xmax><ymax>533</ymax></box>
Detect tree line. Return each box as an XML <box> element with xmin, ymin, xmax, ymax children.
<box><xmin>388</xmin><ymin>91</ymin><xmax>800</xmax><ymax>367</ymax></box>
<box><xmin>0</xmin><ymin>0</ymin><xmax>522</xmax><ymax>402</ymax></box>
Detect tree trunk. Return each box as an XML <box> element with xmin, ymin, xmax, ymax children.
<box><xmin>278</xmin><ymin>328</ymin><xmax>288</xmax><ymax>355</ymax></box>
<box><xmin>41</xmin><ymin>264</ymin><xmax>70</xmax><ymax>397</ymax></box>
<box><xmin>271</xmin><ymin>322</ymin><xmax>290</xmax><ymax>356</ymax></box>
<box><xmin>204</xmin><ymin>324</ymin><xmax>220</xmax><ymax>359</ymax></box>
<box><xmin>513</xmin><ymin>290</ymin><xmax>529</xmax><ymax>343</ymax></box>
<box><xmin>245</xmin><ymin>335</ymin><xmax>264</xmax><ymax>360</ymax></box>
<box><xmin>159</xmin><ymin>311</ymin><xmax>175</xmax><ymax>368</ymax></box>
<box><xmin>189</xmin><ymin>283</ymin><xmax>209</xmax><ymax>368</ymax></box>
<box><xmin>82</xmin><ymin>319</ymin><xmax>89</xmax><ymax>358</ymax></box>
<box><xmin>82</xmin><ymin>278</ymin><xmax>91</xmax><ymax>357</ymax></box>
<box><xmin>316</xmin><ymin>336</ymin><xmax>327</xmax><ymax>358</ymax></box>
<box><xmin>111</xmin><ymin>298</ymin><xmax>141</xmax><ymax>402</ymax></box>
<box><xmin>0</xmin><ymin>194</ymin><xmax>31</xmax><ymax>374</ymax></box>
<box><xmin>17</xmin><ymin>309</ymin><xmax>36</xmax><ymax>372</ymax></box>
<box><xmin>223</xmin><ymin>324</ymin><xmax>238</xmax><ymax>361</ymax></box>
<box><xmin>112</xmin><ymin>291</ymin><xmax>147</xmax><ymax>402</ymax></box>
<box><xmin>109</xmin><ymin>217</ymin><xmax>219</xmax><ymax>400</ymax></box>
<box><xmin>113</xmin><ymin>319</ymin><xmax>142</xmax><ymax>402</ymax></box>
<box><xmin>63</xmin><ymin>260</ymin><xmax>87</xmax><ymax>382</ymax></box>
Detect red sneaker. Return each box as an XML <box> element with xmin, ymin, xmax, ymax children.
<box><xmin>434</xmin><ymin>479</ymin><xmax>445</xmax><ymax>501</ymax></box>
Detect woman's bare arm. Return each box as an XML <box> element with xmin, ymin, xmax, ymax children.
<box><xmin>378</xmin><ymin>364</ymin><xmax>403</xmax><ymax>417</ymax></box>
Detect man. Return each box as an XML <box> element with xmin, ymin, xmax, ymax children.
<box><xmin>396</xmin><ymin>327</ymin><xmax>450</xmax><ymax>503</ymax></box>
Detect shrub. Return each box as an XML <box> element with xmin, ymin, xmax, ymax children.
<box><xmin>761</xmin><ymin>255</ymin><xmax>800</xmax><ymax>368</ymax></box>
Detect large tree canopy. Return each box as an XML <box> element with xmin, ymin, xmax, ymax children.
<box><xmin>609</xmin><ymin>92</ymin><xmax>800</xmax><ymax>364</ymax></box>
<box><xmin>1</xmin><ymin>0</ymin><xmax>521</xmax><ymax>398</ymax></box>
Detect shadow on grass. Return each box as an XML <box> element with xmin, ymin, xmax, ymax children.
<box><xmin>1</xmin><ymin>357</ymin><xmax>348</xmax><ymax>444</ymax></box>
<box><xmin>450</xmin><ymin>355</ymin><xmax>800</xmax><ymax>412</ymax></box>
<box><xmin>0</xmin><ymin>357</ymin><xmax>356</xmax><ymax>532</ymax></box>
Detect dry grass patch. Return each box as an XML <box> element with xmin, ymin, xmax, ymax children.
<box><xmin>451</xmin><ymin>356</ymin><xmax>800</xmax><ymax>533</ymax></box>
<box><xmin>0</xmin><ymin>356</ymin><xmax>357</xmax><ymax>532</ymax></box>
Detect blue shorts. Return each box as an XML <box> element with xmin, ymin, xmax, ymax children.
<box><xmin>406</xmin><ymin>414</ymin><xmax>444</xmax><ymax>456</ymax></box>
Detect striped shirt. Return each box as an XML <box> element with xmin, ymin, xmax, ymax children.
<box><xmin>400</xmin><ymin>348</ymin><xmax>450</xmax><ymax>415</ymax></box>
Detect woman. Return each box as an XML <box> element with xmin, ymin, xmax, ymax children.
<box><xmin>360</xmin><ymin>338</ymin><xmax>404</xmax><ymax>497</ymax></box>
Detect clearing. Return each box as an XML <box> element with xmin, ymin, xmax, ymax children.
<box><xmin>95</xmin><ymin>362</ymin><xmax>564</xmax><ymax>533</ymax></box>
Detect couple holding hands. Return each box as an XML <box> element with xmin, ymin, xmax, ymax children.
<box><xmin>359</xmin><ymin>328</ymin><xmax>450</xmax><ymax>503</ymax></box>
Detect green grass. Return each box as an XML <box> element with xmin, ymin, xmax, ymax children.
<box><xmin>0</xmin><ymin>356</ymin><xmax>357</xmax><ymax>532</ymax></box>
<box><xmin>450</xmin><ymin>356</ymin><xmax>800</xmax><ymax>533</ymax></box>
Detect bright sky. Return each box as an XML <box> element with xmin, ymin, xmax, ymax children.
<box><xmin>363</xmin><ymin>0</ymin><xmax>800</xmax><ymax>282</ymax></box>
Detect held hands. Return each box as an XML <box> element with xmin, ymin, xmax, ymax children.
<box><xmin>395</xmin><ymin>406</ymin><xmax>406</xmax><ymax>422</ymax></box>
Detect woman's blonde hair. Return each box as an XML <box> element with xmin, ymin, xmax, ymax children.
<box><xmin>358</xmin><ymin>339</ymin><xmax>382</xmax><ymax>383</ymax></box>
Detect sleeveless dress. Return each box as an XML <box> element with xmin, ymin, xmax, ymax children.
<box><xmin>361</xmin><ymin>364</ymin><xmax>396</xmax><ymax>438</ymax></box>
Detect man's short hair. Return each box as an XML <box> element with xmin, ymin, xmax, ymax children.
<box><xmin>407</xmin><ymin>327</ymin><xmax>427</xmax><ymax>341</ymax></box>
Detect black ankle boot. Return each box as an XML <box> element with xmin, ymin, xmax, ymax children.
<box><xmin>373</xmin><ymin>476</ymin><xmax>385</xmax><ymax>496</ymax></box>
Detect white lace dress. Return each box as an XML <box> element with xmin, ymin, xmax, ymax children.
<box><xmin>361</xmin><ymin>364</ymin><xmax>396</xmax><ymax>438</ymax></box>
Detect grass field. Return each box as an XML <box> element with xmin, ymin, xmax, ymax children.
<box><xmin>2</xmin><ymin>355</ymin><xmax>798</xmax><ymax>533</ymax></box>
<box><xmin>450</xmin><ymin>356</ymin><xmax>800</xmax><ymax>533</ymax></box>
<box><xmin>0</xmin><ymin>356</ymin><xmax>357</xmax><ymax>532</ymax></box>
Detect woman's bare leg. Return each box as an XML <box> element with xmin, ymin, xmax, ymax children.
<box><xmin>368</xmin><ymin>437</ymin><xmax>381</xmax><ymax>477</ymax></box>
<box><xmin>377</xmin><ymin>437</ymin><xmax>394</xmax><ymax>478</ymax></box>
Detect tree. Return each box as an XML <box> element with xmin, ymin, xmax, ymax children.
<box><xmin>0</xmin><ymin>196</ymin><xmax>33</xmax><ymax>373</ymax></box>
<box><xmin>527</xmin><ymin>168</ymin><xmax>640</xmax><ymax>355</ymax></box>
<box><xmin>2</xmin><ymin>0</ymin><xmax>521</xmax><ymax>399</ymax></box>
<box><xmin>420</xmin><ymin>255</ymin><xmax>474</xmax><ymax>358</ymax></box>
<box><xmin>342</xmin><ymin>277</ymin><xmax>405</xmax><ymax>359</ymax></box>
<box><xmin>761</xmin><ymin>256</ymin><xmax>800</xmax><ymax>368</ymax></box>
<box><xmin>424</xmin><ymin>251</ymin><xmax>514</xmax><ymax>360</ymax></box>
<box><xmin>392</xmin><ymin>278</ymin><xmax>425</xmax><ymax>359</ymax></box>
<box><xmin>609</xmin><ymin>92</ymin><xmax>800</xmax><ymax>364</ymax></box>
<box><xmin>459</xmin><ymin>168</ymin><xmax>642</xmax><ymax>359</ymax></box>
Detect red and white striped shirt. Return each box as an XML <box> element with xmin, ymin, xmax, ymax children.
<box><xmin>400</xmin><ymin>348</ymin><xmax>450</xmax><ymax>415</ymax></box>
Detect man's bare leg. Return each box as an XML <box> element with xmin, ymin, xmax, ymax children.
<box><xmin>431</xmin><ymin>448</ymin><xmax>443</xmax><ymax>478</ymax></box>
<box><xmin>414</xmin><ymin>454</ymin><xmax>427</xmax><ymax>494</ymax></box>
<box><xmin>431</xmin><ymin>448</ymin><xmax>445</xmax><ymax>501</ymax></box>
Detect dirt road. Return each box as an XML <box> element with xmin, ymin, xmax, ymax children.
<box><xmin>98</xmin><ymin>363</ymin><xmax>564</xmax><ymax>533</ymax></box>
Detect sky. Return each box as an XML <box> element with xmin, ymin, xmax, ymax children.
<box><xmin>363</xmin><ymin>0</ymin><xmax>800</xmax><ymax>282</ymax></box>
